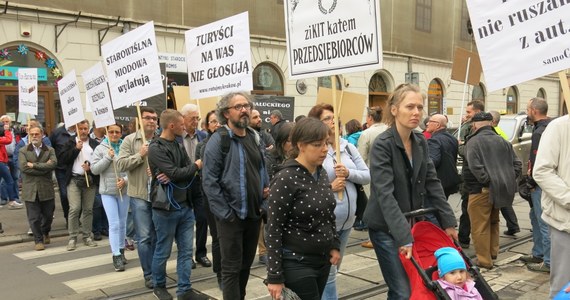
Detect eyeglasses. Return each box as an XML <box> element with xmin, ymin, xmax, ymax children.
<box><xmin>208</xmin><ymin>120</ymin><xmax>219</xmax><ymax>125</ymax></box>
<box><xmin>107</xmin><ymin>130</ymin><xmax>121</xmax><ymax>134</ymax></box>
<box><xmin>228</xmin><ymin>103</ymin><xmax>252</xmax><ymax>111</ymax></box>
<box><xmin>189</xmin><ymin>116</ymin><xmax>201</xmax><ymax>121</ymax></box>
<box><xmin>142</xmin><ymin>116</ymin><xmax>158</xmax><ymax>121</ymax></box>
<box><xmin>321</xmin><ymin>116</ymin><xmax>334</xmax><ymax>123</ymax></box>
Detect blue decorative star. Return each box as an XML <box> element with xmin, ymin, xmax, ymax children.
<box><xmin>45</xmin><ymin>58</ymin><xmax>56</xmax><ymax>69</ymax></box>
<box><xmin>17</xmin><ymin>44</ymin><xmax>29</xmax><ymax>55</ymax></box>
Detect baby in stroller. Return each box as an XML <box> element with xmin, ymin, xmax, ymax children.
<box><xmin>435</xmin><ymin>247</ymin><xmax>483</xmax><ymax>300</ymax></box>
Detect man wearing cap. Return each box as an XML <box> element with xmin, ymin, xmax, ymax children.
<box><xmin>463</xmin><ymin>112</ymin><xmax>521</xmax><ymax>269</ymax></box>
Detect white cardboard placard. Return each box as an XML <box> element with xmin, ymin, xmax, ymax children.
<box><xmin>18</xmin><ymin>68</ymin><xmax>38</xmax><ymax>116</ymax></box>
<box><xmin>82</xmin><ymin>62</ymin><xmax>116</xmax><ymax>128</ymax></box>
<box><xmin>57</xmin><ymin>70</ymin><xmax>85</xmax><ymax>128</ymax></box>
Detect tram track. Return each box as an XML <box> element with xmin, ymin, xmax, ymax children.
<box><xmin>107</xmin><ymin>234</ymin><xmax>533</xmax><ymax>300</ymax></box>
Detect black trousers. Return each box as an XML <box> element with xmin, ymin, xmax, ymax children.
<box><xmin>25</xmin><ymin>196</ymin><xmax>55</xmax><ymax>244</ymax></box>
<box><xmin>458</xmin><ymin>191</ymin><xmax>471</xmax><ymax>244</ymax></box>
<box><xmin>501</xmin><ymin>206</ymin><xmax>520</xmax><ymax>231</ymax></box>
<box><xmin>194</xmin><ymin>194</ymin><xmax>209</xmax><ymax>259</ymax></box>
<box><xmin>202</xmin><ymin>191</ymin><xmax>221</xmax><ymax>275</ymax></box>
<box><xmin>216</xmin><ymin>216</ymin><xmax>261</xmax><ymax>300</ymax></box>
<box><xmin>282</xmin><ymin>250</ymin><xmax>331</xmax><ymax>300</ymax></box>
<box><xmin>54</xmin><ymin>169</ymin><xmax>69</xmax><ymax>220</ymax></box>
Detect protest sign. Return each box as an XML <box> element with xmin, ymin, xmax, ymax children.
<box><xmin>82</xmin><ymin>62</ymin><xmax>115</xmax><ymax>128</ymax></box>
<box><xmin>317</xmin><ymin>87</ymin><xmax>367</xmax><ymax>124</ymax></box>
<box><xmin>113</xmin><ymin>63</ymin><xmax>167</xmax><ymax>126</ymax></box>
<box><xmin>172</xmin><ymin>86</ymin><xmax>219</xmax><ymax>117</ymax></box>
<box><xmin>451</xmin><ymin>47</ymin><xmax>482</xmax><ymax>86</ymax></box>
<box><xmin>252</xmin><ymin>96</ymin><xmax>295</xmax><ymax>130</ymax></box>
<box><xmin>466</xmin><ymin>0</ymin><xmax>570</xmax><ymax>92</ymax></box>
<box><xmin>57</xmin><ymin>70</ymin><xmax>85</xmax><ymax>127</ymax></box>
<box><xmin>158</xmin><ymin>52</ymin><xmax>187</xmax><ymax>73</ymax></box>
<box><xmin>102</xmin><ymin>21</ymin><xmax>163</xmax><ymax>109</ymax></box>
<box><xmin>18</xmin><ymin>68</ymin><xmax>38</xmax><ymax>115</ymax></box>
<box><xmin>185</xmin><ymin>11</ymin><xmax>253</xmax><ymax>99</ymax></box>
<box><xmin>284</xmin><ymin>0</ymin><xmax>382</xmax><ymax>79</ymax></box>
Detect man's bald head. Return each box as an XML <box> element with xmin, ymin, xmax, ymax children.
<box><xmin>426</xmin><ymin>114</ymin><xmax>448</xmax><ymax>133</ymax></box>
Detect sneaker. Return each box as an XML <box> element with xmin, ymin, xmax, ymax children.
<box><xmin>177</xmin><ymin>289</ymin><xmax>208</xmax><ymax>300</ymax></box>
<box><xmin>258</xmin><ymin>255</ymin><xmax>267</xmax><ymax>265</ymax></box>
<box><xmin>43</xmin><ymin>234</ymin><xmax>51</xmax><ymax>245</ymax></box>
<box><xmin>527</xmin><ymin>262</ymin><xmax>550</xmax><ymax>273</ymax></box>
<box><xmin>520</xmin><ymin>255</ymin><xmax>543</xmax><ymax>264</ymax></box>
<box><xmin>8</xmin><ymin>201</ymin><xmax>23</xmax><ymax>210</ymax></box>
<box><xmin>361</xmin><ymin>240</ymin><xmax>374</xmax><ymax>248</ymax></box>
<box><xmin>93</xmin><ymin>232</ymin><xmax>102</xmax><ymax>241</ymax></box>
<box><xmin>35</xmin><ymin>243</ymin><xmax>45</xmax><ymax>251</ymax></box>
<box><xmin>144</xmin><ymin>277</ymin><xmax>154</xmax><ymax>289</ymax></box>
<box><xmin>459</xmin><ymin>242</ymin><xmax>470</xmax><ymax>249</ymax></box>
<box><xmin>0</xmin><ymin>199</ymin><xmax>7</xmax><ymax>205</ymax></box>
<box><xmin>120</xmin><ymin>248</ymin><xmax>128</xmax><ymax>264</ymax></box>
<box><xmin>191</xmin><ymin>259</ymin><xmax>196</xmax><ymax>269</ymax></box>
<box><xmin>27</xmin><ymin>228</ymin><xmax>33</xmax><ymax>235</ymax></box>
<box><xmin>67</xmin><ymin>239</ymin><xmax>77</xmax><ymax>251</ymax></box>
<box><xmin>83</xmin><ymin>237</ymin><xmax>98</xmax><ymax>247</ymax></box>
<box><xmin>153</xmin><ymin>287</ymin><xmax>173</xmax><ymax>300</ymax></box>
<box><xmin>113</xmin><ymin>254</ymin><xmax>125</xmax><ymax>272</ymax></box>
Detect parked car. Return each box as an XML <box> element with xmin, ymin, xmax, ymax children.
<box><xmin>453</xmin><ymin>113</ymin><xmax>532</xmax><ymax>170</ymax></box>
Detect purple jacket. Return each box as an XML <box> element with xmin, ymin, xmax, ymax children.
<box><xmin>437</xmin><ymin>279</ymin><xmax>483</xmax><ymax>300</ymax></box>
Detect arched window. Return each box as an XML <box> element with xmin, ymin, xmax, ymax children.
<box><xmin>318</xmin><ymin>75</ymin><xmax>343</xmax><ymax>91</ymax></box>
<box><xmin>428</xmin><ymin>78</ymin><xmax>444</xmax><ymax>115</ymax></box>
<box><xmin>506</xmin><ymin>86</ymin><xmax>518</xmax><ymax>114</ymax></box>
<box><xmin>252</xmin><ymin>62</ymin><xmax>284</xmax><ymax>95</ymax></box>
<box><xmin>368</xmin><ymin>72</ymin><xmax>391</xmax><ymax>108</ymax></box>
<box><xmin>537</xmin><ymin>88</ymin><xmax>546</xmax><ymax>100</ymax></box>
<box><xmin>472</xmin><ymin>83</ymin><xmax>486</xmax><ymax>103</ymax></box>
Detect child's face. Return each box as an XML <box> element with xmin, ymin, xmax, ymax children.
<box><xmin>443</xmin><ymin>269</ymin><xmax>468</xmax><ymax>287</ymax></box>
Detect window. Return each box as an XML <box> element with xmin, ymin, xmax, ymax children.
<box><xmin>460</xmin><ymin>2</ymin><xmax>472</xmax><ymax>41</ymax></box>
<box><xmin>472</xmin><ymin>83</ymin><xmax>486</xmax><ymax>103</ymax></box>
<box><xmin>368</xmin><ymin>73</ymin><xmax>388</xmax><ymax>93</ymax></box>
<box><xmin>506</xmin><ymin>86</ymin><xmax>518</xmax><ymax>114</ymax></box>
<box><xmin>252</xmin><ymin>63</ymin><xmax>284</xmax><ymax>95</ymax></box>
<box><xmin>537</xmin><ymin>88</ymin><xmax>546</xmax><ymax>100</ymax></box>
<box><xmin>427</xmin><ymin>78</ymin><xmax>443</xmax><ymax>115</ymax></box>
<box><xmin>416</xmin><ymin>0</ymin><xmax>432</xmax><ymax>32</ymax></box>
<box><xmin>318</xmin><ymin>75</ymin><xmax>343</xmax><ymax>91</ymax></box>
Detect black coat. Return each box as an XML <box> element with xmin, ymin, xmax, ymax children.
<box><xmin>363</xmin><ymin>126</ymin><xmax>457</xmax><ymax>247</ymax></box>
<box><xmin>59</xmin><ymin>137</ymin><xmax>100</xmax><ymax>186</ymax></box>
<box><xmin>427</xmin><ymin>129</ymin><xmax>460</xmax><ymax>194</ymax></box>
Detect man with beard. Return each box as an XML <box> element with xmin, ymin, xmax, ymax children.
<box><xmin>202</xmin><ymin>92</ymin><xmax>269</xmax><ymax>300</ymax></box>
<box><xmin>250</xmin><ymin>109</ymin><xmax>274</xmax><ymax>151</ymax></box>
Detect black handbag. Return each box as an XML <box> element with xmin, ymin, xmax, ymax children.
<box><xmin>151</xmin><ymin>183</ymin><xmax>170</xmax><ymax>211</ymax></box>
<box><xmin>354</xmin><ymin>183</ymin><xmax>368</xmax><ymax>219</ymax></box>
<box><xmin>73</xmin><ymin>174</ymin><xmax>93</xmax><ymax>188</ymax></box>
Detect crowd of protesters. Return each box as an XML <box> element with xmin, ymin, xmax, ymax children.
<box><xmin>1</xmin><ymin>85</ymin><xmax>569</xmax><ymax>300</ymax></box>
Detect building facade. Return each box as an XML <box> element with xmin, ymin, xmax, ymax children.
<box><xmin>0</xmin><ymin>0</ymin><xmax>566</xmax><ymax>132</ymax></box>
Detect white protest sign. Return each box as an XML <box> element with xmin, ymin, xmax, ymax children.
<box><xmin>185</xmin><ymin>11</ymin><xmax>253</xmax><ymax>99</ymax></box>
<box><xmin>82</xmin><ymin>62</ymin><xmax>116</xmax><ymax>128</ymax></box>
<box><xmin>102</xmin><ymin>21</ymin><xmax>163</xmax><ymax>109</ymax></box>
<box><xmin>158</xmin><ymin>52</ymin><xmax>187</xmax><ymax>73</ymax></box>
<box><xmin>18</xmin><ymin>68</ymin><xmax>38</xmax><ymax>115</ymax></box>
<box><xmin>57</xmin><ymin>70</ymin><xmax>85</xmax><ymax>128</ymax></box>
<box><xmin>466</xmin><ymin>0</ymin><xmax>570</xmax><ymax>92</ymax></box>
<box><xmin>284</xmin><ymin>0</ymin><xmax>382</xmax><ymax>80</ymax></box>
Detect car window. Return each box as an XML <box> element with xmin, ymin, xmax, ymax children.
<box><xmin>498</xmin><ymin>119</ymin><xmax>516</xmax><ymax>140</ymax></box>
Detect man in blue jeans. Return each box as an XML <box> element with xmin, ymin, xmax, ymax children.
<box><xmin>148</xmin><ymin>109</ymin><xmax>207</xmax><ymax>300</ymax></box>
<box><xmin>117</xmin><ymin>107</ymin><xmax>158</xmax><ymax>289</ymax></box>
<box><xmin>522</xmin><ymin>97</ymin><xmax>552</xmax><ymax>273</ymax></box>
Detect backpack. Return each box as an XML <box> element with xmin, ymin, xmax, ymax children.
<box><xmin>216</xmin><ymin>125</ymin><xmax>261</xmax><ymax>157</ymax></box>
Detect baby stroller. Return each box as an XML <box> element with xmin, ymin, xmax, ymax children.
<box><xmin>399</xmin><ymin>209</ymin><xmax>498</xmax><ymax>300</ymax></box>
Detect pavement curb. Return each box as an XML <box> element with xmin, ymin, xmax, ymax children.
<box><xmin>0</xmin><ymin>228</ymin><xmax>69</xmax><ymax>247</ymax></box>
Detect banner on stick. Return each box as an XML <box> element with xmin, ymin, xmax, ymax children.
<box><xmin>102</xmin><ymin>21</ymin><xmax>164</xmax><ymax>109</ymax></box>
<box><xmin>284</xmin><ymin>0</ymin><xmax>382</xmax><ymax>79</ymax></box>
<box><xmin>82</xmin><ymin>62</ymin><xmax>116</xmax><ymax>128</ymax></box>
<box><xmin>185</xmin><ymin>12</ymin><xmax>253</xmax><ymax>99</ymax></box>
<box><xmin>466</xmin><ymin>0</ymin><xmax>570</xmax><ymax>91</ymax></box>
<box><xmin>57</xmin><ymin>70</ymin><xmax>85</xmax><ymax>128</ymax></box>
<box><xmin>18</xmin><ymin>68</ymin><xmax>38</xmax><ymax>115</ymax></box>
